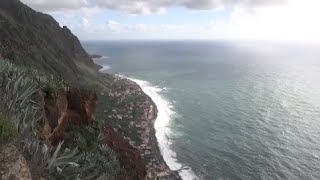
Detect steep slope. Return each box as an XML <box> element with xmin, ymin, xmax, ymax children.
<box><xmin>0</xmin><ymin>0</ymin><xmax>101</xmax><ymax>83</ymax></box>
<box><xmin>0</xmin><ymin>1</ymin><xmax>179</xmax><ymax>179</ymax></box>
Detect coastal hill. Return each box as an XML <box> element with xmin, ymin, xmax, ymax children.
<box><xmin>0</xmin><ymin>0</ymin><xmax>100</xmax><ymax>84</ymax></box>
<box><xmin>0</xmin><ymin>0</ymin><xmax>180</xmax><ymax>179</ymax></box>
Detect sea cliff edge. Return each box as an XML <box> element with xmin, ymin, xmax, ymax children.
<box><xmin>96</xmin><ymin>73</ymin><xmax>181</xmax><ymax>179</ymax></box>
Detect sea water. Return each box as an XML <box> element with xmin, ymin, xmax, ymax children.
<box><xmin>83</xmin><ymin>41</ymin><xmax>320</xmax><ymax>180</ymax></box>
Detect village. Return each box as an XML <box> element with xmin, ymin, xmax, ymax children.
<box><xmin>98</xmin><ymin>74</ymin><xmax>179</xmax><ymax>179</ymax></box>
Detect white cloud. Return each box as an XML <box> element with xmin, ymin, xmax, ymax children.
<box><xmin>105</xmin><ymin>20</ymin><xmax>122</xmax><ymax>33</ymax></box>
<box><xmin>102</xmin><ymin>21</ymin><xmax>189</xmax><ymax>37</ymax></box>
<box><xmin>65</xmin><ymin>18</ymin><xmax>193</xmax><ymax>40</ymax></box>
<box><xmin>21</xmin><ymin>0</ymin><xmax>88</xmax><ymax>12</ymax></box>
<box><xmin>21</xmin><ymin>0</ymin><xmax>320</xmax><ymax>42</ymax></box>
<box><xmin>21</xmin><ymin>0</ymin><xmax>286</xmax><ymax>14</ymax></box>
<box><xmin>81</xmin><ymin>18</ymin><xmax>89</xmax><ymax>28</ymax></box>
<box><xmin>206</xmin><ymin>0</ymin><xmax>320</xmax><ymax>42</ymax></box>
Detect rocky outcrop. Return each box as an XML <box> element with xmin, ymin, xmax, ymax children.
<box><xmin>39</xmin><ymin>88</ymin><xmax>97</xmax><ymax>144</ymax></box>
<box><xmin>0</xmin><ymin>0</ymin><xmax>101</xmax><ymax>83</ymax></box>
<box><xmin>90</xmin><ymin>54</ymin><xmax>103</xmax><ymax>59</ymax></box>
<box><xmin>0</xmin><ymin>1</ymin><xmax>180</xmax><ymax>179</ymax></box>
<box><xmin>104</xmin><ymin>124</ymin><xmax>147</xmax><ymax>180</ymax></box>
<box><xmin>0</xmin><ymin>144</ymin><xmax>32</xmax><ymax>180</ymax></box>
<box><xmin>97</xmin><ymin>75</ymin><xmax>181</xmax><ymax>179</ymax></box>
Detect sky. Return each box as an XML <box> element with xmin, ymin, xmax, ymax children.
<box><xmin>20</xmin><ymin>0</ymin><xmax>320</xmax><ymax>42</ymax></box>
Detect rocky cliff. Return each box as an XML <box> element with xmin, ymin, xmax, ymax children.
<box><xmin>39</xmin><ymin>88</ymin><xmax>97</xmax><ymax>144</ymax></box>
<box><xmin>0</xmin><ymin>1</ymin><xmax>179</xmax><ymax>179</ymax></box>
<box><xmin>0</xmin><ymin>0</ymin><xmax>101</xmax><ymax>83</ymax></box>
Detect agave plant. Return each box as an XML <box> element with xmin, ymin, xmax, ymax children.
<box><xmin>0</xmin><ymin>61</ymin><xmax>40</xmax><ymax>138</ymax></box>
<box><xmin>0</xmin><ymin>60</ymin><xmax>123</xmax><ymax>179</ymax></box>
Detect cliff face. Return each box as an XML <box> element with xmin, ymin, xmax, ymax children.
<box><xmin>39</xmin><ymin>88</ymin><xmax>97</xmax><ymax>144</ymax></box>
<box><xmin>37</xmin><ymin>87</ymin><xmax>151</xmax><ymax>179</ymax></box>
<box><xmin>0</xmin><ymin>1</ymin><xmax>170</xmax><ymax>179</ymax></box>
<box><xmin>0</xmin><ymin>0</ymin><xmax>100</xmax><ymax>83</ymax></box>
<box><xmin>97</xmin><ymin>75</ymin><xmax>180</xmax><ymax>179</ymax></box>
<box><xmin>104</xmin><ymin>124</ymin><xmax>147</xmax><ymax>180</ymax></box>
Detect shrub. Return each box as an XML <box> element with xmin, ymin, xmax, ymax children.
<box><xmin>0</xmin><ymin>60</ymin><xmax>123</xmax><ymax>179</ymax></box>
<box><xmin>0</xmin><ymin>112</ymin><xmax>17</xmax><ymax>144</ymax></box>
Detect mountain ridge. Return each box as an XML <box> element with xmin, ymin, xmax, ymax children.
<box><xmin>0</xmin><ymin>1</ymin><xmax>181</xmax><ymax>179</ymax></box>
<box><xmin>0</xmin><ymin>0</ymin><xmax>101</xmax><ymax>83</ymax></box>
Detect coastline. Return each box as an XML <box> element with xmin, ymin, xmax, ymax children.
<box><xmin>96</xmin><ymin>72</ymin><xmax>181</xmax><ymax>179</ymax></box>
<box><xmin>122</xmin><ymin>75</ymin><xmax>181</xmax><ymax>179</ymax></box>
<box><xmin>127</xmin><ymin>76</ymin><xmax>199</xmax><ymax>180</ymax></box>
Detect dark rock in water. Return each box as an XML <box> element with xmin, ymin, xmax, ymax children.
<box><xmin>90</xmin><ymin>54</ymin><xmax>103</xmax><ymax>59</ymax></box>
<box><xmin>0</xmin><ymin>0</ymin><xmax>101</xmax><ymax>83</ymax></box>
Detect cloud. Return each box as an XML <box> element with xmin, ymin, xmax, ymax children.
<box><xmin>103</xmin><ymin>20</ymin><xmax>188</xmax><ymax>37</ymax></box>
<box><xmin>105</xmin><ymin>20</ymin><xmax>122</xmax><ymax>33</ymax></box>
<box><xmin>21</xmin><ymin>0</ymin><xmax>286</xmax><ymax>14</ymax></box>
<box><xmin>182</xmin><ymin>0</ymin><xmax>287</xmax><ymax>9</ymax></box>
<box><xmin>81</xmin><ymin>18</ymin><xmax>89</xmax><ymax>28</ymax></box>
<box><xmin>65</xmin><ymin>17</ymin><xmax>193</xmax><ymax>40</ymax></box>
<box><xmin>92</xmin><ymin>0</ymin><xmax>167</xmax><ymax>15</ymax></box>
<box><xmin>21</xmin><ymin>0</ymin><xmax>320</xmax><ymax>42</ymax></box>
<box><xmin>21</xmin><ymin>0</ymin><xmax>88</xmax><ymax>11</ymax></box>
<box><xmin>205</xmin><ymin>0</ymin><xmax>320</xmax><ymax>42</ymax></box>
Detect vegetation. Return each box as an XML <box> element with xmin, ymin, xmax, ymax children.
<box><xmin>0</xmin><ymin>112</ymin><xmax>17</xmax><ymax>144</ymax></box>
<box><xmin>0</xmin><ymin>60</ymin><xmax>123</xmax><ymax>179</ymax></box>
<box><xmin>0</xmin><ymin>0</ymin><xmax>144</xmax><ymax>178</ymax></box>
<box><xmin>0</xmin><ymin>0</ymin><xmax>102</xmax><ymax>84</ymax></box>
<box><xmin>0</xmin><ymin>111</ymin><xmax>17</xmax><ymax>173</ymax></box>
<box><xmin>75</xmin><ymin>61</ymin><xmax>105</xmax><ymax>89</ymax></box>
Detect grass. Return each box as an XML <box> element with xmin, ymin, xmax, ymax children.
<box><xmin>75</xmin><ymin>61</ymin><xmax>106</xmax><ymax>89</ymax></box>
<box><xmin>0</xmin><ymin>111</ymin><xmax>16</xmax><ymax>173</ymax></box>
<box><xmin>0</xmin><ymin>112</ymin><xmax>17</xmax><ymax>144</ymax></box>
<box><xmin>0</xmin><ymin>162</ymin><xmax>5</xmax><ymax>172</ymax></box>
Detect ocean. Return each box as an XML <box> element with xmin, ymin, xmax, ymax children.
<box><xmin>82</xmin><ymin>41</ymin><xmax>320</xmax><ymax>180</ymax></box>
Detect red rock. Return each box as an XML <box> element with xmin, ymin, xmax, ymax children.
<box><xmin>39</xmin><ymin>88</ymin><xmax>97</xmax><ymax>144</ymax></box>
<box><xmin>104</xmin><ymin>124</ymin><xmax>147</xmax><ymax>180</ymax></box>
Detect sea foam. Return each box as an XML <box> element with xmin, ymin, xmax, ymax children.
<box><xmin>93</xmin><ymin>55</ymin><xmax>109</xmax><ymax>59</ymax></box>
<box><xmin>123</xmin><ymin>75</ymin><xmax>199</xmax><ymax>180</ymax></box>
<box><xmin>101</xmin><ymin>56</ymin><xmax>109</xmax><ymax>59</ymax></box>
<box><xmin>99</xmin><ymin>65</ymin><xmax>111</xmax><ymax>72</ymax></box>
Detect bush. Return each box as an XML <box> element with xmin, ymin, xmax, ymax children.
<box><xmin>0</xmin><ymin>112</ymin><xmax>17</xmax><ymax>144</ymax></box>
<box><xmin>0</xmin><ymin>60</ymin><xmax>123</xmax><ymax>179</ymax></box>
